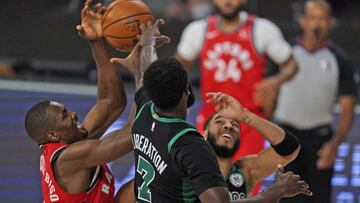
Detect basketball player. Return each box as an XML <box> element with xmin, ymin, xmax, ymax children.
<box><xmin>176</xmin><ymin>0</ymin><xmax>298</xmax><ymax>164</ymax></box>
<box><xmin>130</xmin><ymin>53</ymin><xmax>311</xmax><ymax>202</ymax></box>
<box><xmin>25</xmin><ymin>0</ymin><xmax>170</xmax><ymax>202</ymax></box>
<box><xmin>204</xmin><ymin>92</ymin><xmax>301</xmax><ymax>200</ymax></box>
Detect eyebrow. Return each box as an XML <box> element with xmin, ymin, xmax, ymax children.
<box><xmin>214</xmin><ymin>116</ymin><xmax>240</xmax><ymax>125</ymax></box>
<box><xmin>214</xmin><ymin>115</ymin><xmax>222</xmax><ymax>121</ymax></box>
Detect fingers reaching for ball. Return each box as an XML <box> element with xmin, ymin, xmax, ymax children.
<box><xmin>137</xmin><ymin>19</ymin><xmax>170</xmax><ymax>48</ymax></box>
<box><xmin>77</xmin><ymin>0</ymin><xmax>105</xmax><ymax>41</ymax></box>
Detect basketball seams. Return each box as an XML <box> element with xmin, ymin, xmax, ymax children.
<box><xmin>103</xmin><ymin>13</ymin><xmax>153</xmax><ymax>31</ymax></box>
<box><xmin>102</xmin><ymin>0</ymin><xmax>154</xmax><ymax>51</ymax></box>
<box><xmin>102</xmin><ymin>0</ymin><xmax>134</xmax><ymax>21</ymax></box>
<box><xmin>104</xmin><ymin>35</ymin><xmax>138</xmax><ymax>39</ymax></box>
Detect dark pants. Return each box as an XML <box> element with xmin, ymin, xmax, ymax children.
<box><xmin>278</xmin><ymin>124</ymin><xmax>334</xmax><ymax>203</ymax></box>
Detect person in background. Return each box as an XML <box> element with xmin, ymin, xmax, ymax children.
<box><xmin>273</xmin><ymin>0</ymin><xmax>358</xmax><ymax>202</ymax></box>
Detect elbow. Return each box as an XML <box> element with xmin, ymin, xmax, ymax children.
<box><xmin>281</xmin><ymin>145</ymin><xmax>300</xmax><ymax>167</ymax></box>
<box><xmin>272</xmin><ymin>129</ymin><xmax>300</xmax><ymax>157</ymax></box>
<box><xmin>287</xmin><ymin>145</ymin><xmax>300</xmax><ymax>161</ymax></box>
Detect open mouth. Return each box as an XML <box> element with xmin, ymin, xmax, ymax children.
<box><xmin>221</xmin><ymin>133</ymin><xmax>232</xmax><ymax>139</ymax></box>
<box><xmin>219</xmin><ymin>130</ymin><xmax>236</xmax><ymax>142</ymax></box>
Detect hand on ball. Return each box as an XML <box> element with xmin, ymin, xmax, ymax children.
<box><xmin>76</xmin><ymin>0</ymin><xmax>107</xmax><ymax>41</ymax></box>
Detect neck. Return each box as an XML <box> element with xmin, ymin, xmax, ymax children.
<box><xmin>219</xmin><ymin>15</ymin><xmax>241</xmax><ymax>33</ymax></box>
<box><xmin>217</xmin><ymin>156</ymin><xmax>233</xmax><ymax>177</ymax></box>
<box><xmin>302</xmin><ymin>35</ymin><xmax>328</xmax><ymax>51</ymax></box>
<box><xmin>154</xmin><ymin>105</ymin><xmax>186</xmax><ymax>120</ymax></box>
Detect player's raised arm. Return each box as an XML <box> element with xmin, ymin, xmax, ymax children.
<box><xmin>111</xmin><ymin>19</ymin><xmax>170</xmax><ymax>90</ymax></box>
<box><xmin>76</xmin><ymin>0</ymin><xmax>127</xmax><ymax>139</ymax></box>
<box><xmin>58</xmin><ymin>103</ymin><xmax>136</xmax><ymax>171</ymax></box>
<box><xmin>206</xmin><ymin>92</ymin><xmax>300</xmax><ymax>191</ymax></box>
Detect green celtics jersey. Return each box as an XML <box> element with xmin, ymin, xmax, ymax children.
<box><xmin>225</xmin><ymin>165</ymin><xmax>248</xmax><ymax>200</ymax></box>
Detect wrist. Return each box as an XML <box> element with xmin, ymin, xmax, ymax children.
<box><xmin>236</xmin><ymin>109</ymin><xmax>253</xmax><ymax>124</ymax></box>
<box><xmin>89</xmin><ymin>38</ymin><xmax>106</xmax><ymax>46</ymax></box>
<box><xmin>274</xmin><ymin>73</ymin><xmax>287</xmax><ymax>87</ymax></box>
<box><xmin>262</xmin><ymin>183</ymin><xmax>286</xmax><ymax>200</ymax></box>
<box><xmin>140</xmin><ymin>37</ymin><xmax>156</xmax><ymax>47</ymax></box>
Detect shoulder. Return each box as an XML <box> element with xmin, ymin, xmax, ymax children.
<box><xmin>41</xmin><ymin>143</ymin><xmax>67</xmax><ymax>158</ymax></box>
<box><xmin>253</xmin><ymin>17</ymin><xmax>282</xmax><ymax>34</ymax></box>
<box><xmin>168</xmin><ymin>127</ymin><xmax>203</xmax><ymax>150</ymax></box>
<box><xmin>327</xmin><ymin>43</ymin><xmax>356</xmax><ymax>73</ymax></box>
<box><xmin>184</xmin><ymin>19</ymin><xmax>208</xmax><ymax>33</ymax></box>
<box><xmin>328</xmin><ymin>43</ymin><xmax>352</xmax><ymax>63</ymax></box>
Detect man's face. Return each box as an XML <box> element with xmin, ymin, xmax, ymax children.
<box><xmin>300</xmin><ymin>2</ymin><xmax>333</xmax><ymax>42</ymax></box>
<box><xmin>206</xmin><ymin>114</ymin><xmax>241</xmax><ymax>158</ymax></box>
<box><xmin>47</xmin><ymin>102</ymin><xmax>88</xmax><ymax>144</ymax></box>
<box><xmin>212</xmin><ymin>0</ymin><xmax>247</xmax><ymax>20</ymax></box>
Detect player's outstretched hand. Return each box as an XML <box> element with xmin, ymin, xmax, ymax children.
<box><xmin>275</xmin><ymin>164</ymin><xmax>313</xmax><ymax>198</ymax></box>
<box><xmin>110</xmin><ymin>19</ymin><xmax>170</xmax><ymax>82</ymax></box>
<box><xmin>76</xmin><ymin>0</ymin><xmax>106</xmax><ymax>41</ymax></box>
<box><xmin>110</xmin><ymin>43</ymin><xmax>142</xmax><ymax>83</ymax></box>
<box><xmin>137</xmin><ymin>19</ymin><xmax>171</xmax><ymax>48</ymax></box>
<box><xmin>206</xmin><ymin>92</ymin><xmax>250</xmax><ymax>123</ymax></box>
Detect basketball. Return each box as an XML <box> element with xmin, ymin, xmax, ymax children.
<box><xmin>102</xmin><ymin>0</ymin><xmax>154</xmax><ymax>52</ymax></box>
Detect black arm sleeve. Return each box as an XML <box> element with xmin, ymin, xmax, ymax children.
<box><xmin>271</xmin><ymin>129</ymin><xmax>300</xmax><ymax>156</ymax></box>
<box><xmin>331</xmin><ymin>46</ymin><xmax>358</xmax><ymax>97</ymax></box>
<box><xmin>134</xmin><ymin>87</ymin><xmax>151</xmax><ymax>113</ymax></box>
<box><xmin>170</xmin><ymin>133</ymin><xmax>227</xmax><ymax>197</ymax></box>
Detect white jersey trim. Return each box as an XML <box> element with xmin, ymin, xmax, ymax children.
<box><xmin>176</xmin><ymin>12</ymin><xmax>292</xmax><ymax>64</ymax></box>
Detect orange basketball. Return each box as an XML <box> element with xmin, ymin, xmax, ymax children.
<box><xmin>102</xmin><ymin>0</ymin><xmax>154</xmax><ymax>52</ymax></box>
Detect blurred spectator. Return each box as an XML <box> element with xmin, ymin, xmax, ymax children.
<box><xmin>158</xmin><ymin>0</ymin><xmax>211</xmax><ymax>60</ymax></box>
<box><xmin>176</xmin><ymin>2</ymin><xmax>298</xmax><ymax>195</ymax></box>
<box><xmin>274</xmin><ymin>1</ymin><xmax>358</xmax><ymax>202</ymax></box>
<box><xmin>0</xmin><ymin>59</ymin><xmax>35</xmax><ymax>78</ymax></box>
<box><xmin>0</xmin><ymin>63</ymin><xmax>16</xmax><ymax>78</ymax></box>
<box><xmin>164</xmin><ymin>0</ymin><xmax>212</xmax><ymax>21</ymax></box>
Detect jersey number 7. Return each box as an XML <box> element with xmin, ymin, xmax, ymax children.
<box><xmin>137</xmin><ymin>156</ymin><xmax>155</xmax><ymax>202</ymax></box>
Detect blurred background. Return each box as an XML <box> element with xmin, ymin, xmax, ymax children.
<box><xmin>0</xmin><ymin>0</ymin><xmax>359</xmax><ymax>202</ymax></box>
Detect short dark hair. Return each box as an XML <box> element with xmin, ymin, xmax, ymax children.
<box><xmin>25</xmin><ymin>101</ymin><xmax>52</xmax><ymax>144</ymax></box>
<box><xmin>303</xmin><ymin>0</ymin><xmax>332</xmax><ymax>16</ymax></box>
<box><xmin>143</xmin><ymin>57</ymin><xmax>188</xmax><ymax>109</ymax></box>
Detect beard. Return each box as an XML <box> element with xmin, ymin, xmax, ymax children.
<box><xmin>69</xmin><ymin>128</ymin><xmax>88</xmax><ymax>144</ymax></box>
<box><xmin>213</xmin><ymin>3</ymin><xmax>246</xmax><ymax>20</ymax></box>
<box><xmin>207</xmin><ymin>132</ymin><xmax>240</xmax><ymax>158</ymax></box>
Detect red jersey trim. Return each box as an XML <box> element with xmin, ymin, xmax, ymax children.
<box><xmin>247</xmin><ymin>15</ymin><xmax>265</xmax><ymax>59</ymax></box>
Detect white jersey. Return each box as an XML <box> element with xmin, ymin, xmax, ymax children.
<box><xmin>177</xmin><ymin>12</ymin><xmax>292</xmax><ymax>65</ymax></box>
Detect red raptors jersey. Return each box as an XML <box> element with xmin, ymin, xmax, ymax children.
<box><xmin>40</xmin><ymin>143</ymin><xmax>115</xmax><ymax>203</ymax></box>
<box><xmin>198</xmin><ymin>15</ymin><xmax>266</xmax><ymax>129</ymax></box>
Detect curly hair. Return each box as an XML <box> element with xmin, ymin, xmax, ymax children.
<box><xmin>143</xmin><ymin>57</ymin><xmax>188</xmax><ymax>109</ymax></box>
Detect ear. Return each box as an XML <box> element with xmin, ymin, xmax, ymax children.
<box><xmin>47</xmin><ymin>130</ymin><xmax>60</xmax><ymax>142</ymax></box>
<box><xmin>202</xmin><ymin>129</ymin><xmax>209</xmax><ymax>140</ymax></box>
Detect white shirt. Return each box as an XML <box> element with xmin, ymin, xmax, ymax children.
<box><xmin>274</xmin><ymin>45</ymin><xmax>341</xmax><ymax>129</ymax></box>
<box><xmin>177</xmin><ymin>12</ymin><xmax>292</xmax><ymax>65</ymax></box>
